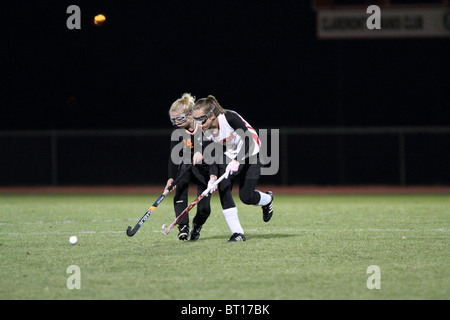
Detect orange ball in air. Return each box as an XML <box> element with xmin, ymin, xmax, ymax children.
<box><xmin>94</xmin><ymin>14</ymin><xmax>106</xmax><ymax>26</ymax></box>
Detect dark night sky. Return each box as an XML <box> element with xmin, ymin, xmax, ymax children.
<box><xmin>1</xmin><ymin>0</ymin><xmax>449</xmax><ymax>130</ymax></box>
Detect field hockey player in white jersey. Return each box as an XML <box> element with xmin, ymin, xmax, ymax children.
<box><xmin>192</xmin><ymin>95</ymin><xmax>274</xmax><ymax>242</ymax></box>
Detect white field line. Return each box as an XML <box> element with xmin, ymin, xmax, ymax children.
<box><xmin>1</xmin><ymin>219</ymin><xmax>448</xmax><ymax>231</ymax></box>
<box><xmin>0</xmin><ymin>227</ymin><xmax>447</xmax><ymax>236</ymax></box>
<box><xmin>239</xmin><ymin>228</ymin><xmax>448</xmax><ymax>233</ymax></box>
<box><xmin>0</xmin><ymin>218</ymin><xmax>128</xmax><ymax>226</ymax></box>
<box><xmin>0</xmin><ymin>230</ymin><xmax>125</xmax><ymax>236</ymax></box>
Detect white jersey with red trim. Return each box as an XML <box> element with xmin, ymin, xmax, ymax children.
<box><xmin>203</xmin><ymin>110</ymin><xmax>261</xmax><ymax>161</ymax></box>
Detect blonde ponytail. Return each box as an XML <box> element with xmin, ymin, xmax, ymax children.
<box><xmin>169</xmin><ymin>93</ymin><xmax>196</xmax><ymax>115</ymax></box>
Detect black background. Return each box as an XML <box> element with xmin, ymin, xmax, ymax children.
<box><xmin>1</xmin><ymin>1</ymin><xmax>449</xmax><ymax>185</ymax></box>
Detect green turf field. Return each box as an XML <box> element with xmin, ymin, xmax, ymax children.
<box><xmin>0</xmin><ymin>193</ymin><xmax>448</xmax><ymax>300</ymax></box>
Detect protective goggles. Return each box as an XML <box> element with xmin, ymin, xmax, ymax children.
<box><xmin>193</xmin><ymin>106</ymin><xmax>215</xmax><ymax>125</ymax></box>
<box><xmin>170</xmin><ymin>112</ymin><xmax>190</xmax><ymax>126</ymax></box>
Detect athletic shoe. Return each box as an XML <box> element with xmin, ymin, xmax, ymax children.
<box><xmin>178</xmin><ymin>224</ymin><xmax>189</xmax><ymax>241</ymax></box>
<box><xmin>228</xmin><ymin>233</ymin><xmax>246</xmax><ymax>242</ymax></box>
<box><xmin>189</xmin><ymin>224</ymin><xmax>203</xmax><ymax>241</ymax></box>
<box><xmin>262</xmin><ymin>191</ymin><xmax>274</xmax><ymax>222</ymax></box>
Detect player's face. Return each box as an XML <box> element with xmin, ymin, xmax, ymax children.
<box><xmin>170</xmin><ymin>110</ymin><xmax>191</xmax><ymax>128</ymax></box>
<box><xmin>193</xmin><ymin>109</ymin><xmax>212</xmax><ymax>129</ymax></box>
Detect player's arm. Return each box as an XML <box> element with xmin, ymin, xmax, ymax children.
<box><xmin>192</xmin><ymin>129</ymin><xmax>215</xmax><ymax>166</ymax></box>
<box><xmin>165</xmin><ymin>137</ymin><xmax>180</xmax><ymax>191</ymax></box>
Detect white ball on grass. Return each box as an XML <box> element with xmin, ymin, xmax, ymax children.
<box><xmin>69</xmin><ymin>236</ymin><xmax>78</xmax><ymax>245</ymax></box>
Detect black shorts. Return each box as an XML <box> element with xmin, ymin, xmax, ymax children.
<box><xmin>217</xmin><ymin>159</ymin><xmax>262</xmax><ymax>209</ymax></box>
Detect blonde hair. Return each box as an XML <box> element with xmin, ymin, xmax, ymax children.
<box><xmin>169</xmin><ymin>93</ymin><xmax>196</xmax><ymax>115</ymax></box>
<box><xmin>193</xmin><ymin>95</ymin><xmax>227</xmax><ymax>116</ymax></box>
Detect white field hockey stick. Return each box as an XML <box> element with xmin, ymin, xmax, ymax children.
<box><xmin>161</xmin><ymin>171</ymin><xmax>228</xmax><ymax>235</ymax></box>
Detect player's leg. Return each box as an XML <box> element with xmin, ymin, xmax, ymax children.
<box><xmin>190</xmin><ymin>166</ymin><xmax>211</xmax><ymax>240</ymax></box>
<box><xmin>218</xmin><ymin>165</ymin><xmax>245</xmax><ymax>242</ymax></box>
<box><xmin>173</xmin><ymin>167</ymin><xmax>191</xmax><ymax>240</ymax></box>
<box><xmin>238</xmin><ymin>162</ymin><xmax>274</xmax><ymax>222</ymax></box>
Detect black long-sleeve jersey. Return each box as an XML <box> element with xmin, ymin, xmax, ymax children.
<box><xmin>167</xmin><ymin>124</ymin><xmax>208</xmax><ymax>179</ymax></box>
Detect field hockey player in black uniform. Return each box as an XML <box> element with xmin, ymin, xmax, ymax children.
<box><xmin>164</xmin><ymin>93</ymin><xmax>213</xmax><ymax>241</ymax></box>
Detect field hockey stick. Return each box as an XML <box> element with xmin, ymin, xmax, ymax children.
<box><xmin>161</xmin><ymin>171</ymin><xmax>228</xmax><ymax>235</ymax></box>
<box><xmin>126</xmin><ymin>165</ymin><xmax>191</xmax><ymax>237</ymax></box>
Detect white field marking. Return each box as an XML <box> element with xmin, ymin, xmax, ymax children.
<box><xmin>0</xmin><ymin>228</ymin><xmax>447</xmax><ymax>236</ymax></box>
<box><xmin>0</xmin><ymin>218</ymin><xmax>135</xmax><ymax>226</ymax></box>
<box><xmin>0</xmin><ymin>230</ymin><xmax>125</xmax><ymax>236</ymax></box>
<box><xmin>196</xmin><ymin>227</ymin><xmax>449</xmax><ymax>233</ymax></box>
<box><xmin>4</xmin><ymin>229</ymin><xmax>167</xmax><ymax>236</ymax></box>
